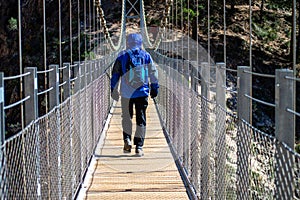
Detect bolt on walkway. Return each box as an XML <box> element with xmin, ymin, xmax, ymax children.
<box><xmin>78</xmin><ymin>99</ymin><xmax>189</xmax><ymax>200</ymax></box>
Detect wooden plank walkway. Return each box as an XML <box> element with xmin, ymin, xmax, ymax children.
<box><xmin>77</xmin><ymin>99</ymin><xmax>189</xmax><ymax>200</ymax></box>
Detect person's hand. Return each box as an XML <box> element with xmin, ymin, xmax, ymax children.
<box><xmin>150</xmin><ymin>88</ymin><xmax>158</xmax><ymax>98</ymax></box>
<box><xmin>111</xmin><ymin>90</ymin><xmax>119</xmax><ymax>101</ymax></box>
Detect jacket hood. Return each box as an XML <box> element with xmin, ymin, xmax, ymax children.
<box><xmin>127</xmin><ymin>33</ymin><xmax>143</xmax><ymax>48</ymax></box>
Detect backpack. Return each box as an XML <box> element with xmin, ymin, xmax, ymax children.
<box><xmin>124</xmin><ymin>50</ymin><xmax>148</xmax><ymax>89</ymax></box>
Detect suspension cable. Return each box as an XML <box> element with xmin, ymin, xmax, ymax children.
<box><xmin>207</xmin><ymin>0</ymin><xmax>211</xmax><ymax>66</ymax></box>
<box><xmin>95</xmin><ymin>0</ymin><xmax>126</xmax><ymax>52</ymax></box>
<box><xmin>43</xmin><ymin>0</ymin><xmax>48</xmax><ymax>114</ymax></box>
<box><xmin>181</xmin><ymin>0</ymin><xmax>183</xmax><ymax>61</ymax></box>
<box><xmin>18</xmin><ymin>0</ymin><xmax>24</xmax><ymax>130</ymax></box>
<box><xmin>223</xmin><ymin>0</ymin><xmax>226</xmax><ymax>64</ymax></box>
<box><xmin>249</xmin><ymin>0</ymin><xmax>252</xmax><ymax>70</ymax></box>
<box><xmin>196</xmin><ymin>0</ymin><xmax>199</xmax><ymax>75</ymax></box>
<box><xmin>84</xmin><ymin>0</ymin><xmax>87</xmax><ymax>59</ymax></box>
<box><xmin>188</xmin><ymin>0</ymin><xmax>190</xmax><ymax>62</ymax></box>
<box><xmin>70</xmin><ymin>0</ymin><xmax>73</xmax><ymax>63</ymax></box>
<box><xmin>59</xmin><ymin>0</ymin><xmax>62</xmax><ymax>67</ymax></box>
<box><xmin>292</xmin><ymin>0</ymin><xmax>296</xmax><ymax>76</ymax></box>
<box><xmin>292</xmin><ymin>0</ymin><xmax>296</xmax><ymax>124</ymax></box>
<box><xmin>249</xmin><ymin>0</ymin><xmax>253</xmax><ymax>124</ymax></box>
<box><xmin>140</xmin><ymin>0</ymin><xmax>173</xmax><ymax>50</ymax></box>
<box><xmin>89</xmin><ymin>0</ymin><xmax>92</xmax><ymax>56</ymax></box>
<box><xmin>77</xmin><ymin>0</ymin><xmax>80</xmax><ymax>62</ymax></box>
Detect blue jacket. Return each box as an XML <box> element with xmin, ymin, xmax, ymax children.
<box><xmin>110</xmin><ymin>47</ymin><xmax>159</xmax><ymax>98</ymax></box>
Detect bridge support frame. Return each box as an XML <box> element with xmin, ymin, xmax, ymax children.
<box><xmin>0</xmin><ymin>73</ymin><xmax>5</xmax><ymax>195</ymax></box>
<box><xmin>275</xmin><ymin>69</ymin><xmax>295</xmax><ymax>199</ymax></box>
<box><xmin>237</xmin><ymin>66</ymin><xmax>252</xmax><ymax>199</ymax></box>
<box><xmin>24</xmin><ymin>67</ymin><xmax>38</xmax><ymax>126</ymax></box>
<box><xmin>49</xmin><ymin>65</ymin><xmax>59</xmax><ymax>110</ymax></box>
<box><xmin>215</xmin><ymin>62</ymin><xmax>226</xmax><ymax>199</ymax></box>
<box><xmin>62</xmin><ymin>63</ymin><xmax>71</xmax><ymax>101</ymax></box>
<box><xmin>199</xmin><ymin>62</ymin><xmax>210</xmax><ymax>199</ymax></box>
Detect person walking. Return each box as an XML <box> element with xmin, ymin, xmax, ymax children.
<box><xmin>110</xmin><ymin>33</ymin><xmax>159</xmax><ymax>157</ymax></box>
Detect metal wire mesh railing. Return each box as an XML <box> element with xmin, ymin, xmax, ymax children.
<box><xmin>0</xmin><ymin>65</ymin><xmax>112</xmax><ymax>199</ymax></box>
<box><xmin>1</xmin><ymin>0</ymin><xmax>300</xmax><ymax>199</ymax></box>
<box><xmin>152</xmin><ymin>50</ymin><xmax>300</xmax><ymax>199</ymax></box>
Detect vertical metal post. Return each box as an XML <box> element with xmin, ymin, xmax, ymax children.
<box><xmin>190</xmin><ymin>61</ymin><xmax>198</xmax><ymax>92</ymax></box>
<box><xmin>200</xmin><ymin>62</ymin><xmax>210</xmax><ymax>199</ymax></box>
<box><xmin>237</xmin><ymin>66</ymin><xmax>252</xmax><ymax>199</ymax></box>
<box><xmin>73</xmin><ymin>62</ymin><xmax>80</xmax><ymax>94</ymax></box>
<box><xmin>92</xmin><ymin>61</ymin><xmax>96</xmax><ymax>81</ymax></box>
<box><xmin>216</xmin><ymin>63</ymin><xmax>226</xmax><ymax>108</ymax></box>
<box><xmin>49</xmin><ymin>65</ymin><xmax>59</xmax><ymax>110</ymax></box>
<box><xmin>24</xmin><ymin>67</ymin><xmax>38</xmax><ymax>125</ymax></box>
<box><xmin>178</xmin><ymin>59</ymin><xmax>184</xmax><ymax>158</ymax></box>
<box><xmin>237</xmin><ymin>66</ymin><xmax>252</xmax><ymax>123</ymax></box>
<box><xmin>215</xmin><ymin>62</ymin><xmax>226</xmax><ymax>199</ymax></box>
<box><xmin>85</xmin><ymin>62</ymin><xmax>89</xmax><ymax>86</ymax></box>
<box><xmin>200</xmin><ymin>62</ymin><xmax>210</xmax><ymax>100</ymax></box>
<box><xmin>81</xmin><ymin>62</ymin><xmax>86</xmax><ymax>90</ymax></box>
<box><xmin>63</xmin><ymin>63</ymin><xmax>71</xmax><ymax>101</ymax></box>
<box><xmin>0</xmin><ymin>73</ymin><xmax>4</xmax><ymax>147</ymax></box>
<box><xmin>98</xmin><ymin>60</ymin><xmax>102</xmax><ymax>78</ymax></box>
<box><xmin>0</xmin><ymin>72</ymin><xmax>5</xmax><ymax>195</ymax></box>
<box><xmin>89</xmin><ymin>60</ymin><xmax>95</xmax><ymax>83</ymax></box>
<box><xmin>275</xmin><ymin>69</ymin><xmax>295</xmax><ymax>149</ymax></box>
<box><xmin>275</xmin><ymin>69</ymin><xmax>295</xmax><ymax>199</ymax></box>
<box><xmin>183</xmin><ymin>60</ymin><xmax>190</xmax><ymax>173</ymax></box>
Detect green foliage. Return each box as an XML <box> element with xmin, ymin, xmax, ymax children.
<box><xmin>266</xmin><ymin>0</ymin><xmax>292</xmax><ymax>10</ymax></box>
<box><xmin>7</xmin><ymin>17</ymin><xmax>18</xmax><ymax>31</ymax></box>
<box><xmin>84</xmin><ymin>51</ymin><xmax>96</xmax><ymax>60</ymax></box>
<box><xmin>253</xmin><ymin>22</ymin><xmax>278</xmax><ymax>42</ymax></box>
<box><xmin>183</xmin><ymin>8</ymin><xmax>197</xmax><ymax>21</ymax></box>
<box><xmin>149</xmin><ymin>18</ymin><xmax>161</xmax><ymax>26</ymax></box>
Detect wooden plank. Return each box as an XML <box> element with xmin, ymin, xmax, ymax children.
<box><xmin>79</xmin><ymin>99</ymin><xmax>189</xmax><ymax>200</ymax></box>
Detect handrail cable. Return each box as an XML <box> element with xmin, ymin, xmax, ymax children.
<box><xmin>221</xmin><ymin>67</ymin><xmax>237</xmax><ymax>73</ymax></box>
<box><xmin>37</xmin><ymin>87</ymin><xmax>54</xmax><ymax>96</ymax></box>
<box><xmin>37</xmin><ymin>68</ymin><xmax>55</xmax><ymax>74</ymax></box>
<box><xmin>243</xmin><ymin>70</ymin><xmax>275</xmax><ymax>78</ymax></box>
<box><xmin>4</xmin><ymin>95</ymin><xmax>31</xmax><ymax>110</ymax></box>
<box><xmin>3</xmin><ymin>72</ymin><xmax>31</xmax><ymax>81</ymax></box>
<box><xmin>285</xmin><ymin>76</ymin><xmax>300</xmax><ymax>82</ymax></box>
<box><xmin>225</xmin><ymin>88</ymin><xmax>238</xmax><ymax>94</ymax></box>
<box><xmin>286</xmin><ymin>108</ymin><xmax>300</xmax><ymax>117</ymax></box>
<box><xmin>70</xmin><ymin>77</ymin><xmax>78</xmax><ymax>82</ymax></box>
<box><xmin>244</xmin><ymin>94</ymin><xmax>275</xmax><ymax>107</ymax></box>
<box><xmin>58</xmin><ymin>65</ymin><xmax>68</xmax><ymax>70</ymax></box>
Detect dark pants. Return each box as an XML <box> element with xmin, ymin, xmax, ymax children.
<box><xmin>121</xmin><ymin>96</ymin><xmax>148</xmax><ymax>148</ymax></box>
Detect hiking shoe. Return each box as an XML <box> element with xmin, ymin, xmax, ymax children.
<box><xmin>135</xmin><ymin>148</ymin><xmax>144</xmax><ymax>157</ymax></box>
<box><xmin>123</xmin><ymin>139</ymin><xmax>132</xmax><ymax>153</ymax></box>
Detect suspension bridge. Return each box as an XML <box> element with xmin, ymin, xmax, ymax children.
<box><xmin>0</xmin><ymin>0</ymin><xmax>300</xmax><ymax>199</ymax></box>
